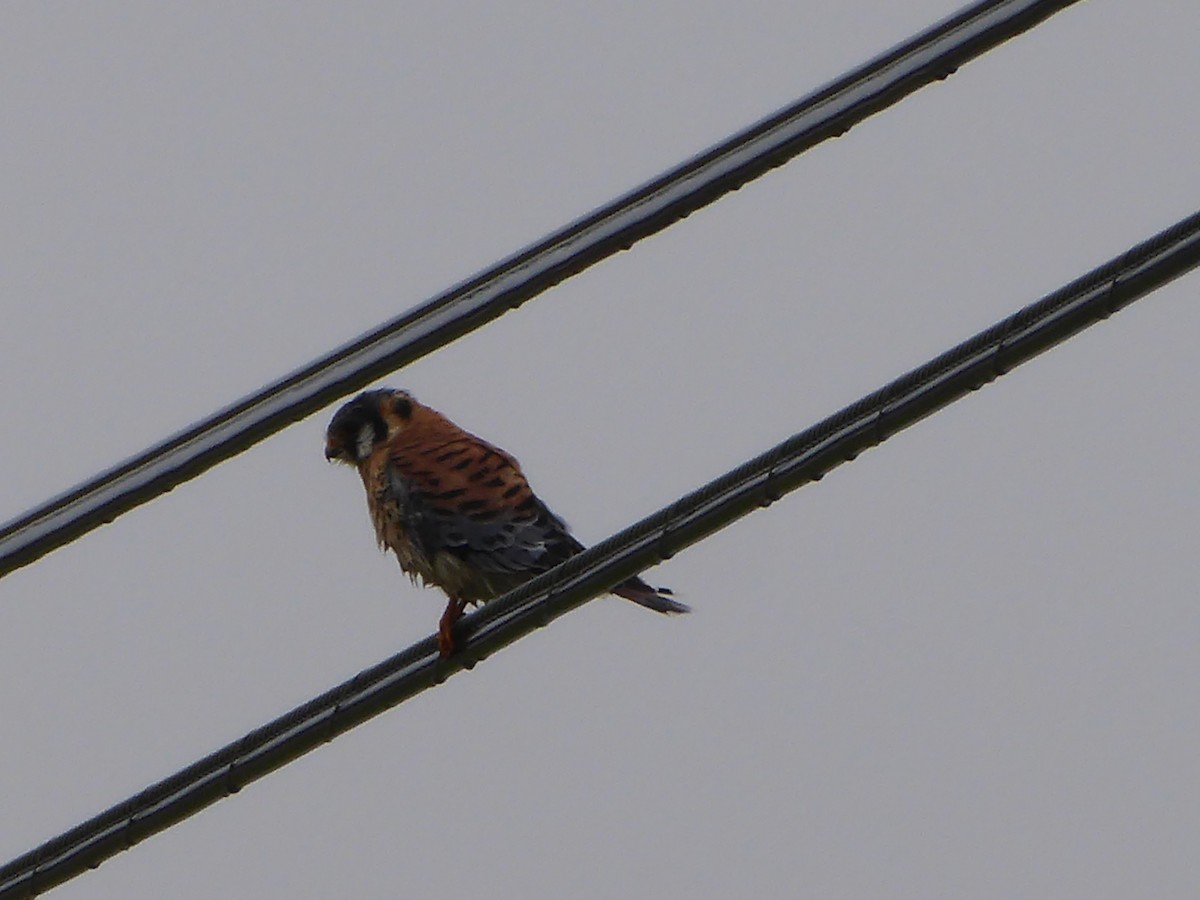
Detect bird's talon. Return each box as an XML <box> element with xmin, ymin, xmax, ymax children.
<box><xmin>436</xmin><ymin>625</ymin><xmax>456</xmax><ymax>658</ymax></box>
<box><xmin>437</xmin><ymin>596</ymin><xmax>466</xmax><ymax>658</ymax></box>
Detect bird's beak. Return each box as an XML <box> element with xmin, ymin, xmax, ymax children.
<box><xmin>324</xmin><ymin>444</ymin><xmax>340</xmax><ymax>462</ymax></box>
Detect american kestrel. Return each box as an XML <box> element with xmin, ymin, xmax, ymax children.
<box><xmin>325</xmin><ymin>389</ymin><xmax>688</xmax><ymax>656</ymax></box>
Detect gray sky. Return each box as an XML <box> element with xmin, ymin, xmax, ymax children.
<box><xmin>3</xmin><ymin>2</ymin><xmax>1199</xmax><ymax>898</ymax></box>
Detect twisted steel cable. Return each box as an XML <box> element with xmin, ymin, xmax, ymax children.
<box><xmin>0</xmin><ymin>0</ymin><xmax>1081</xmax><ymax>579</ymax></box>
<box><xmin>3</xmin><ymin>202</ymin><xmax>1195</xmax><ymax>900</ymax></box>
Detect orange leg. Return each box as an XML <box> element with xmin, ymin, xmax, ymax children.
<box><xmin>437</xmin><ymin>596</ymin><xmax>467</xmax><ymax>657</ymax></box>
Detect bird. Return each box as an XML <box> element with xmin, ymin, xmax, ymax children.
<box><xmin>324</xmin><ymin>388</ymin><xmax>688</xmax><ymax>656</ymax></box>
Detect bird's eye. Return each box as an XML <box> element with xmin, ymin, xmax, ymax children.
<box><xmin>393</xmin><ymin>396</ymin><xmax>413</xmax><ymax>419</ymax></box>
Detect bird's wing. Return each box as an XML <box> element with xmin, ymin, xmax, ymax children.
<box><xmin>385</xmin><ymin>436</ymin><xmax>581</xmax><ymax>576</ymax></box>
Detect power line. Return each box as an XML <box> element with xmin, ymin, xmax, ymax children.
<box><xmin>4</xmin><ymin>205</ymin><xmax>1196</xmax><ymax>900</ymax></box>
<box><xmin>0</xmin><ymin>0</ymin><xmax>1083</xmax><ymax>580</ymax></box>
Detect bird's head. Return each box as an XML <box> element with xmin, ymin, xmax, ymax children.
<box><xmin>324</xmin><ymin>388</ymin><xmax>415</xmax><ymax>465</ymax></box>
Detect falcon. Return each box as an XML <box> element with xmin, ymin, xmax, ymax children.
<box><xmin>324</xmin><ymin>388</ymin><xmax>688</xmax><ymax>655</ymax></box>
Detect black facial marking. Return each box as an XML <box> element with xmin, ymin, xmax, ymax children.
<box><xmin>327</xmin><ymin>391</ymin><xmax>391</xmax><ymax>459</ymax></box>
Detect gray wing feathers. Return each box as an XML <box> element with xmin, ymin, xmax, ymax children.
<box><xmin>387</xmin><ymin>467</ymin><xmax>577</xmax><ymax>575</ymax></box>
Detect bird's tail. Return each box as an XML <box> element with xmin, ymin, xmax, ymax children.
<box><xmin>613</xmin><ymin>576</ymin><xmax>690</xmax><ymax>615</ymax></box>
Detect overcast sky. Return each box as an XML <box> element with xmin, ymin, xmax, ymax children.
<box><xmin>3</xmin><ymin>2</ymin><xmax>1199</xmax><ymax>898</ymax></box>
